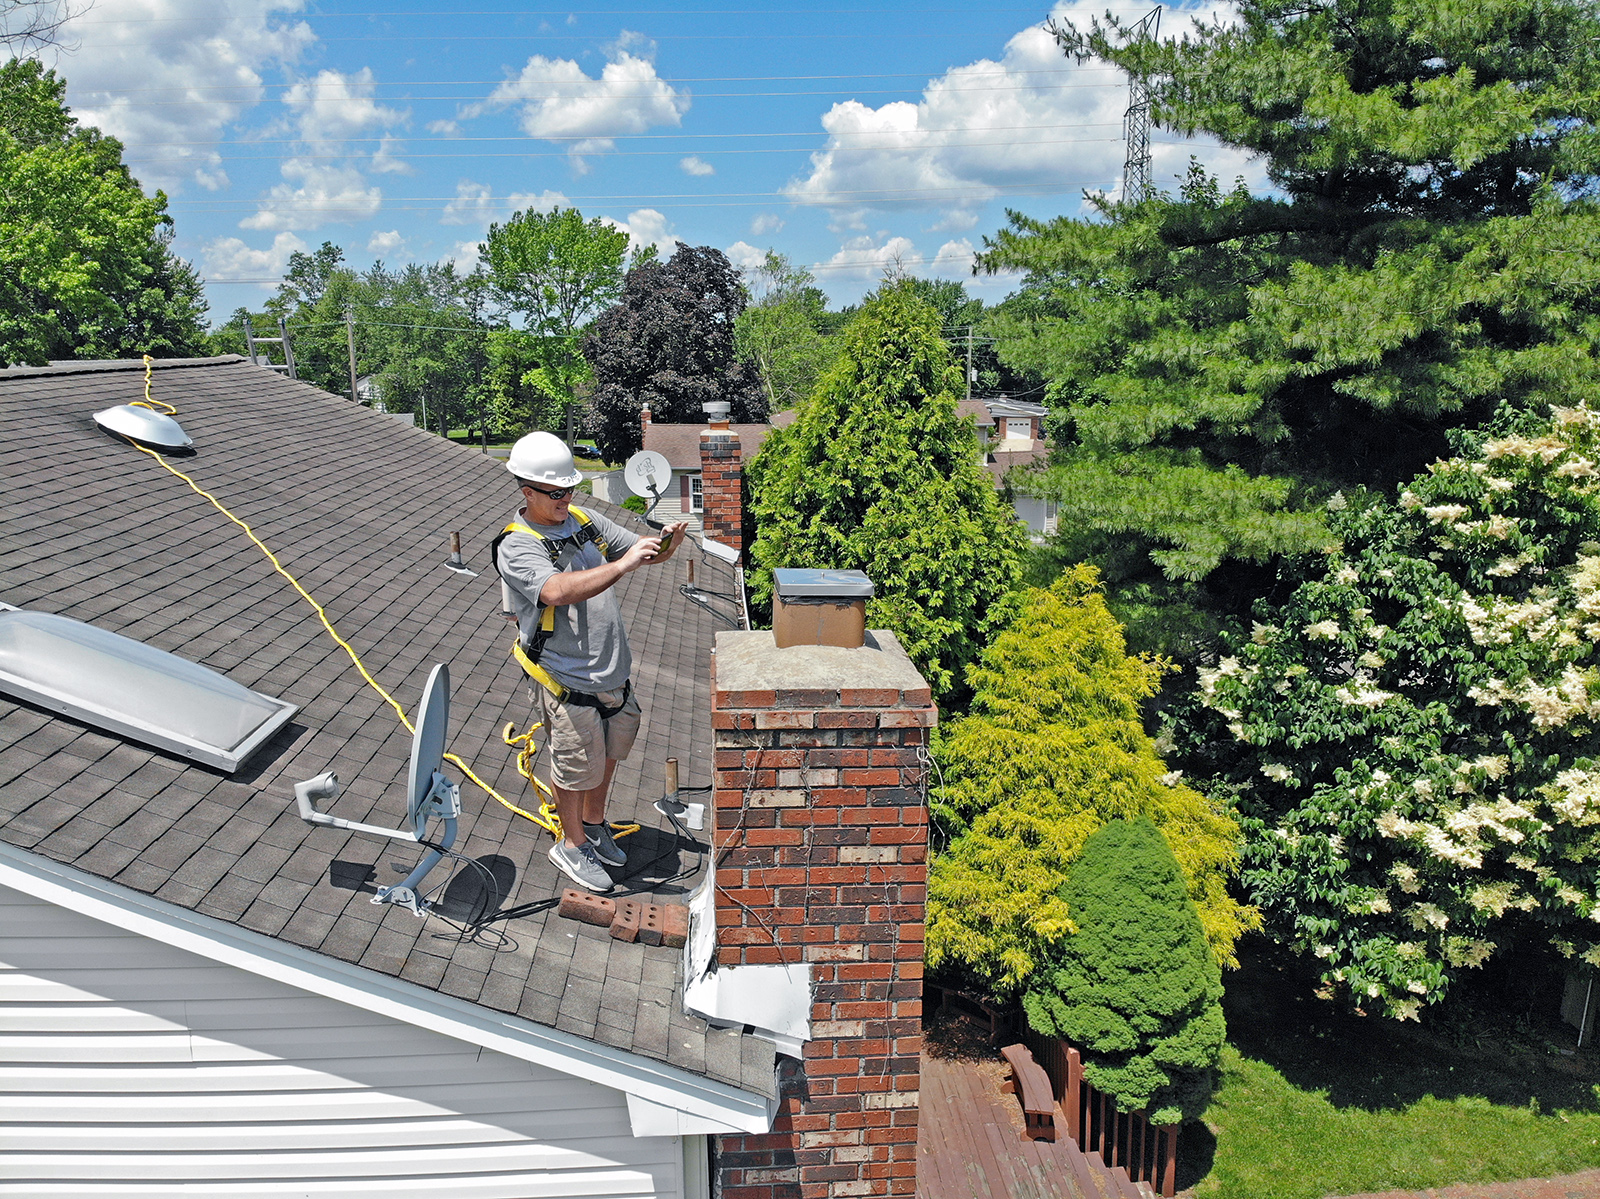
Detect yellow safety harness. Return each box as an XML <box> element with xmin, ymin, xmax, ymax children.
<box><xmin>124</xmin><ymin>357</ymin><xmax>632</xmax><ymax>846</ymax></box>
<box><xmin>492</xmin><ymin>507</ymin><xmax>611</xmax><ymax>704</ymax></box>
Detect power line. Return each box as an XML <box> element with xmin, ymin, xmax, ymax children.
<box><xmin>69</xmin><ymin>67</ymin><xmax>1122</xmax><ymax>93</ymax></box>
<box><xmin>205</xmin><ymin>246</ymin><xmax>1009</xmax><ymax>286</ymax></box>
<box><xmin>75</xmin><ymin>7</ymin><xmax>1053</xmax><ymax>21</ymax></box>
<box><xmin>139</xmin><ymin>133</ymin><xmax>1125</xmax><ymax>163</ymax></box>
<box><xmin>75</xmin><ymin>81</ymin><xmax>1132</xmax><ymax>106</ymax></box>
<box><xmin>167</xmin><ymin>175</ymin><xmax>1124</xmax><ymax>212</ymax></box>
<box><xmin>112</xmin><ymin>121</ymin><xmax>1127</xmax><ymax>148</ymax></box>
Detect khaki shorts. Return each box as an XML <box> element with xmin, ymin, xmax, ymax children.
<box><xmin>536</xmin><ymin>683</ymin><xmax>641</xmax><ymax>791</ymax></box>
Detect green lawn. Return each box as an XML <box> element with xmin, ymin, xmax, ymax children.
<box><xmin>1184</xmin><ymin>942</ymin><xmax>1600</xmax><ymax>1197</ymax></box>
<box><xmin>1193</xmin><ymin>1047</ymin><xmax>1600</xmax><ymax>1198</ymax></box>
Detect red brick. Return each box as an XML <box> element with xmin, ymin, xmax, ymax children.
<box><xmin>755</xmin><ymin>710</ymin><xmax>815</xmax><ymax>729</ymax></box>
<box><xmin>842</xmin><ymin>769</ymin><xmax>900</xmax><ymax>786</ymax></box>
<box><xmin>558</xmin><ymin>889</ymin><xmax>616</xmax><ymax>927</ymax></box>
<box><xmin>869</xmin><ymin>827</ymin><xmax>925</xmax><ymax>845</ymax></box>
<box><xmin>719</xmin><ymin>688</ymin><xmax>777</xmax><ymax>709</ymax></box>
<box><xmin>638</xmin><ymin>903</ymin><xmax>667</xmax><ymax>947</ymax></box>
<box><xmin>609</xmin><ymin>899</ymin><xmax>641</xmax><ymax>942</ymax></box>
<box><xmin>878</xmin><ymin>708</ymin><xmax>935</xmax><ymax>727</ymax></box>
<box><xmin>837</xmin><ymin>687</ymin><xmax>898</xmax><ymax>706</ymax></box>
<box><xmin>817</xmin><ymin>711</ymin><xmax>877</xmax><ymax>729</ymax></box>
<box><xmin>662</xmin><ymin>903</ymin><xmax>689</xmax><ymax>948</ymax></box>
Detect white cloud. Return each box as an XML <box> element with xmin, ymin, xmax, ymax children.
<box><xmin>679</xmin><ymin>155</ymin><xmax>715</xmax><ymax>176</ymax></box>
<box><xmin>367</xmin><ymin>229</ymin><xmax>406</xmax><ymax>254</ymax></box>
<box><xmin>426</xmin><ymin>118</ymin><xmax>459</xmax><ymax>136</ymax></box>
<box><xmin>821</xmin><ymin>235</ymin><xmax>919</xmax><ymax>281</ymax></box>
<box><xmin>282</xmin><ymin>67</ymin><xmax>406</xmax><ymax>151</ymax></box>
<box><xmin>442</xmin><ymin>239</ymin><xmax>485</xmax><ymax>271</ymax></box>
<box><xmin>724</xmin><ymin>240</ymin><xmax>767</xmax><ymax>272</ymax></box>
<box><xmin>458</xmin><ymin>35</ymin><xmax>689</xmax><ymax>171</ymax></box>
<box><xmin>202</xmin><ymin>230</ymin><xmax>308</xmax><ymax>284</ymax></box>
<box><xmin>603</xmin><ymin>208</ymin><xmax>680</xmax><ymax>256</ymax></box>
<box><xmin>783</xmin><ymin>0</ymin><xmax>1259</xmax><ymax>223</ymax></box>
<box><xmin>238</xmin><ymin>67</ymin><xmax>413</xmax><ymax>230</ymax></box>
<box><xmin>240</xmin><ymin>159</ymin><xmax>381</xmax><ymax>230</ymax></box>
<box><xmin>54</xmin><ymin>0</ymin><xmax>315</xmax><ymax>194</ymax></box>
<box><xmin>440</xmin><ymin>180</ymin><xmax>567</xmax><ymax>227</ymax></box>
<box><xmin>931</xmin><ymin>238</ymin><xmax>979</xmax><ymax>277</ymax></box>
<box><xmin>750</xmin><ymin>212</ymin><xmax>785</xmax><ymax>235</ymax></box>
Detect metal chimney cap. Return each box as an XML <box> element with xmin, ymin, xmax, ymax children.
<box><xmin>703</xmin><ymin>400</ymin><xmax>732</xmax><ymax>421</ymax></box>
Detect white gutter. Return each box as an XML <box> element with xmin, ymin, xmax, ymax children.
<box><xmin>0</xmin><ymin>842</ymin><xmax>777</xmax><ymax>1135</ymax></box>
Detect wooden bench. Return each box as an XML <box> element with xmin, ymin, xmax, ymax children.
<box><xmin>1000</xmin><ymin>1043</ymin><xmax>1057</xmax><ymax>1142</ymax></box>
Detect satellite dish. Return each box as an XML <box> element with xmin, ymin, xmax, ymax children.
<box><xmin>93</xmin><ymin>404</ymin><xmax>193</xmax><ymax>450</ymax></box>
<box><xmin>623</xmin><ymin>450</ymin><xmax>672</xmax><ymax>499</ymax></box>
<box><xmin>406</xmin><ymin>662</ymin><xmax>450</xmax><ymax>838</ymax></box>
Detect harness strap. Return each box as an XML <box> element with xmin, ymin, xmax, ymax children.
<box><xmin>493</xmin><ymin>506</ymin><xmax>617</xmax><ymax>701</ymax></box>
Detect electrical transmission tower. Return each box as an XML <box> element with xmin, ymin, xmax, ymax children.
<box><xmin>1121</xmin><ymin>7</ymin><xmax>1161</xmax><ymax>205</ymax></box>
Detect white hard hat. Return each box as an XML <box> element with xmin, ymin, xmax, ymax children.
<box><xmin>506</xmin><ymin>431</ymin><xmax>581</xmax><ymax>488</ymax></box>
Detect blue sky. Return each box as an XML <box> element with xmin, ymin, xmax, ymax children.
<box><xmin>42</xmin><ymin>0</ymin><xmax>1258</xmax><ymax>325</ymax></box>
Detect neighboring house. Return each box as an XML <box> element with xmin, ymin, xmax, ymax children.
<box><xmin>636</xmin><ymin>406</ymin><xmax>798</xmax><ymax>536</ymax></box>
<box><xmin>963</xmin><ymin>395</ymin><xmax>1056</xmax><ymax>539</ymax></box>
<box><xmin>0</xmin><ymin>357</ymin><xmax>776</xmax><ymax>1196</ymax></box>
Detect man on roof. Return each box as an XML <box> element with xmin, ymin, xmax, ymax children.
<box><xmin>493</xmin><ymin>431</ymin><xmax>688</xmax><ymax>893</ymax></box>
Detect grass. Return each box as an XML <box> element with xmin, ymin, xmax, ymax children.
<box><xmin>1182</xmin><ymin>940</ymin><xmax>1600</xmax><ymax>1198</ymax></box>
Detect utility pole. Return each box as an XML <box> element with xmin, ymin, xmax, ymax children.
<box><xmin>1121</xmin><ymin>7</ymin><xmax>1161</xmax><ymax>205</ymax></box>
<box><xmin>345</xmin><ymin>307</ymin><xmax>360</xmax><ymax>403</ymax></box>
<box><xmin>965</xmin><ymin>326</ymin><xmax>973</xmax><ymax>404</ymax></box>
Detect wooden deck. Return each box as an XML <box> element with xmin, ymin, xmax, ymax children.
<box><xmin>917</xmin><ymin>1052</ymin><xmax>1143</xmax><ymax>1199</ymax></box>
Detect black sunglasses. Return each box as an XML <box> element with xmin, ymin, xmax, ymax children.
<box><xmin>524</xmin><ymin>483</ymin><xmax>576</xmax><ymax>501</ymax></box>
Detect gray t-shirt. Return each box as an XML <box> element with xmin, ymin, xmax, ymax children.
<box><xmin>496</xmin><ymin>506</ymin><xmax>638</xmax><ymax>693</ymax></box>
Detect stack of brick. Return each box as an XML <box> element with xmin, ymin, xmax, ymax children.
<box><xmin>708</xmin><ymin>628</ymin><xmax>933</xmax><ymax>1199</ymax></box>
<box><xmin>699</xmin><ymin>416</ymin><xmax>744</xmax><ymax>556</ymax></box>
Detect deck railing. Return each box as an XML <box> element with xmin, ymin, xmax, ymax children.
<box><xmin>1022</xmin><ymin>1029</ymin><xmax>1179</xmax><ymax>1198</ymax></box>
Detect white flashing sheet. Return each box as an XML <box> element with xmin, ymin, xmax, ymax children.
<box><xmin>0</xmin><ymin>609</ymin><xmax>296</xmax><ymax>772</ymax></box>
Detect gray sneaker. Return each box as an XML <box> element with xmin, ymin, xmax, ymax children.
<box><xmin>549</xmin><ymin>840</ymin><xmax>613</xmax><ymax>892</ymax></box>
<box><xmin>584</xmin><ymin>821</ymin><xmax>627</xmax><ymax>867</ymax></box>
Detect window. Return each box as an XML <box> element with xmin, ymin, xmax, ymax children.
<box><xmin>0</xmin><ymin>609</ymin><xmax>297</xmax><ymax>772</ymax></box>
<box><xmin>690</xmin><ymin>474</ymin><xmax>704</xmax><ymax>514</ymax></box>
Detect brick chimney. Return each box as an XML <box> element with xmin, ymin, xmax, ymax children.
<box><xmin>640</xmin><ymin>401</ymin><xmax>652</xmax><ymax>435</ymax></box>
<box><xmin>709</xmin><ymin>628</ymin><xmax>932</xmax><ymax>1199</ymax></box>
<box><xmin>700</xmin><ymin>401</ymin><xmax>744</xmax><ymax>558</ymax></box>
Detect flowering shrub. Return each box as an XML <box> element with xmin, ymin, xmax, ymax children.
<box><xmin>1178</xmin><ymin>408</ymin><xmax>1600</xmax><ymax>1018</ymax></box>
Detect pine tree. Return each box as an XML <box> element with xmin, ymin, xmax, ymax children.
<box><xmin>982</xmin><ymin>0</ymin><xmax>1600</xmax><ymax>654</ymax></box>
<box><xmin>926</xmin><ymin>566</ymin><xmax>1253</xmax><ymax>992</ymax></box>
<box><xmin>746</xmin><ymin>279</ymin><xmax>1027</xmax><ymax>701</ymax></box>
<box><xmin>1023</xmin><ymin>817</ymin><xmax>1225</xmax><ymax>1125</ymax></box>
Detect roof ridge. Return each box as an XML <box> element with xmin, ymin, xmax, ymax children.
<box><xmin>5</xmin><ymin>355</ymin><xmax>248</xmax><ymax>378</ymax></box>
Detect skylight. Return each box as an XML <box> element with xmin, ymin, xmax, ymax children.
<box><xmin>0</xmin><ymin>610</ymin><xmax>296</xmax><ymax>772</ymax></box>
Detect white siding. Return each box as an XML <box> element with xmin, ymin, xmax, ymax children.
<box><xmin>0</xmin><ymin>885</ymin><xmax>687</xmax><ymax>1199</ymax></box>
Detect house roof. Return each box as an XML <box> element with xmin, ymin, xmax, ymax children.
<box><xmin>642</xmin><ymin>409</ymin><xmax>798</xmax><ymax>471</ymax></box>
<box><xmin>956</xmin><ymin>398</ymin><xmax>994</xmax><ymax>428</ymax></box>
<box><xmin>0</xmin><ymin>356</ymin><xmax>774</xmax><ymax>1101</ymax></box>
<box><xmin>988</xmin><ymin>445</ymin><xmax>1051</xmax><ymax>485</ymax></box>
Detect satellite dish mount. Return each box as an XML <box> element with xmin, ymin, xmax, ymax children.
<box><xmin>291</xmin><ymin>662</ymin><xmax>461</xmax><ymax>916</ymax></box>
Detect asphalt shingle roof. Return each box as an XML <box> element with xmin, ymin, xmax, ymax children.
<box><xmin>0</xmin><ymin>355</ymin><xmax>772</xmax><ymax>1097</ymax></box>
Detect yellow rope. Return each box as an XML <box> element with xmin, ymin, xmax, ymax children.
<box><xmin>124</xmin><ymin>357</ymin><xmax>573</xmax><ymax>836</ymax></box>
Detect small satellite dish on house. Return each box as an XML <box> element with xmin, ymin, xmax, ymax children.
<box><xmin>623</xmin><ymin>450</ymin><xmax>671</xmax><ymax>500</ymax></box>
<box><xmin>292</xmin><ymin>662</ymin><xmax>461</xmax><ymax>917</ymax></box>
<box><xmin>404</xmin><ymin>662</ymin><xmax>452</xmax><ymax>840</ymax></box>
<box><xmin>93</xmin><ymin>404</ymin><xmax>193</xmax><ymax>450</ymax></box>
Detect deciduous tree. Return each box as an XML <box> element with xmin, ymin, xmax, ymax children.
<box><xmin>584</xmin><ymin>244</ymin><xmax>766</xmax><ymax>463</ymax></box>
<box><xmin>0</xmin><ymin>59</ymin><xmax>206</xmax><ymax>365</ymax></box>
